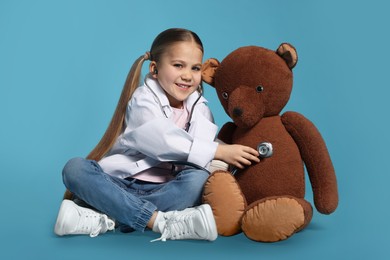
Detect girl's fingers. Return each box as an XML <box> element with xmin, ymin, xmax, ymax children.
<box><xmin>237</xmin><ymin>157</ymin><xmax>253</xmax><ymax>167</ymax></box>
<box><xmin>242</xmin><ymin>146</ymin><xmax>259</xmax><ymax>156</ymax></box>
<box><xmin>241</xmin><ymin>149</ymin><xmax>260</xmax><ymax>163</ymax></box>
<box><xmin>234</xmin><ymin>162</ymin><xmax>245</xmax><ymax>169</ymax></box>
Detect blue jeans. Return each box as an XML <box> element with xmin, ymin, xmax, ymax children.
<box><xmin>62</xmin><ymin>157</ymin><xmax>209</xmax><ymax>232</ymax></box>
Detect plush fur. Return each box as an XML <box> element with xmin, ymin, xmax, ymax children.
<box><xmin>201</xmin><ymin>43</ymin><xmax>338</xmax><ymax>242</ymax></box>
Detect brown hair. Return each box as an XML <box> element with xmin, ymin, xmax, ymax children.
<box><xmin>86</xmin><ymin>28</ymin><xmax>204</xmax><ymax>161</ymax></box>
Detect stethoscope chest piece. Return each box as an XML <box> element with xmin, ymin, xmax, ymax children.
<box><xmin>230</xmin><ymin>141</ymin><xmax>273</xmax><ymax>175</ymax></box>
<box><xmin>257</xmin><ymin>142</ymin><xmax>273</xmax><ymax>158</ymax></box>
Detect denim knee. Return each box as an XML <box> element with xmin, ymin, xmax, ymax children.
<box><xmin>191</xmin><ymin>169</ymin><xmax>209</xmax><ymax>186</ymax></box>
<box><xmin>62</xmin><ymin>157</ymin><xmax>90</xmax><ymax>191</ymax></box>
<box><xmin>177</xmin><ymin>169</ymin><xmax>209</xmax><ymax>193</ymax></box>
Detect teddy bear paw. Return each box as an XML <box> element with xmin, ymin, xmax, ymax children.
<box><xmin>202</xmin><ymin>170</ymin><xmax>247</xmax><ymax>236</ymax></box>
<box><xmin>241</xmin><ymin>197</ymin><xmax>306</xmax><ymax>242</ymax></box>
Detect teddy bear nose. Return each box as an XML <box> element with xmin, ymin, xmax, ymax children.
<box><xmin>232</xmin><ymin>107</ymin><xmax>243</xmax><ymax>117</ymax></box>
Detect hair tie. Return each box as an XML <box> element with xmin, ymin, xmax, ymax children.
<box><xmin>143</xmin><ymin>51</ymin><xmax>151</xmax><ymax>61</ymax></box>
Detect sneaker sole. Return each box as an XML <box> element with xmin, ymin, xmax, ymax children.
<box><xmin>197</xmin><ymin>204</ymin><xmax>218</xmax><ymax>241</ymax></box>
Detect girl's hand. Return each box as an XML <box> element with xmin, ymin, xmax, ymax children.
<box><xmin>215</xmin><ymin>144</ymin><xmax>260</xmax><ymax>169</ymax></box>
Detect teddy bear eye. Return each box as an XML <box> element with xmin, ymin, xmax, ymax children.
<box><xmin>256</xmin><ymin>85</ymin><xmax>264</xmax><ymax>92</ymax></box>
<box><xmin>222</xmin><ymin>92</ymin><xmax>229</xmax><ymax>99</ymax></box>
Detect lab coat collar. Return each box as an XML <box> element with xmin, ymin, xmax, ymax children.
<box><xmin>144</xmin><ymin>75</ymin><xmax>207</xmax><ymax>111</ymax></box>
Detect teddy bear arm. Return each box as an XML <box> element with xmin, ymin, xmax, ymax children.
<box><xmin>217</xmin><ymin>122</ymin><xmax>236</xmax><ymax>144</ymax></box>
<box><xmin>281</xmin><ymin>111</ymin><xmax>338</xmax><ymax>214</ymax></box>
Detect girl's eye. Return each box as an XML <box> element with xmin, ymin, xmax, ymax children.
<box><xmin>192</xmin><ymin>66</ymin><xmax>201</xmax><ymax>71</ymax></box>
<box><xmin>174</xmin><ymin>64</ymin><xmax>183</xmax><ymax>68</ymax></box>
<box><xmin>222</xmin><ymin>92</ymin><xmax>228</xmax><ymax>99</ymax></box>
<box><xmin>256</xmin><ymin>85</ymin><xmax>264</xmax><ymax>92</ymax></box>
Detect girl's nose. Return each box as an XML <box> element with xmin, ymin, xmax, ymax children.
<box><xmin>181</xmin><ymin>69</ymin><xmax>192</xmax><ymax>81</ymax></box>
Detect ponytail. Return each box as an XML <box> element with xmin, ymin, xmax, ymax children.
<box><xmin>86</xmin><ymin>52</ymin><xmax>150</xmax><ymax>161</ymax></box>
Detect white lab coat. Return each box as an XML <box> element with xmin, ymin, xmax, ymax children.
<box><xmin>98</xmin><ymin>75</ymin><xmax>219</xmax><ymax>179</ymax></box>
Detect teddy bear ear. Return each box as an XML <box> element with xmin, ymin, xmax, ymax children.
<box><xmin>202</xmin><ymin>58</ymin><xmax>220</xmax><ymax>87</ymax></box>
<box><xmin>276</xmin><ymin>43</ymin><xmax>298</xmax><ymax>69</ymax></box>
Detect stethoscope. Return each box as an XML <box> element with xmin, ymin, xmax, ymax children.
<box><xmin>230</xmin><ymin>142</ymin><xmax>273</xmax><ymax>175</ymax></box>
<box><xmin>143</xmin><ymin>75</ymin><xmax>208</xmax><ymax>173</ymax></box>
<box><xmin>172</xmin><ymin>141</ymin><xmax>273</xmax><ymax>175</ymax></box>
<box><xmin>143</xmin><ymin>75</ymin><xmax>273</xmax><ymax>175</ymax></box>
<box><xmin>143</xmin><ymin>75</ymin><xmax>202</xmax><ymax>132</ymax></box>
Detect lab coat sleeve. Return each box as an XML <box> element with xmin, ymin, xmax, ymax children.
<box><xmin>186</xmin><ymin>104</ymin><xmax>219</xmax><ymax>166</ymax></box>
<box><xmin>108</xmin><ymin>91</ymin><xmax>164</xmax><ymax>155</ymax></box>
<box><xmin>111</xmin><ymin>92</ymin><xmax>218</xmax><ymax>168</ymax></box>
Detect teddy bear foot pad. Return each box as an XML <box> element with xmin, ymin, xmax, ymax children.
<box><xmin>202</xmin><ymin>171</ymin><xmax>246</xmax><ymax>236</ymax></box>
<box><xmin>242</xmin><ymin>197</ymin><xmax>305</xmax><ymax>242</ymax></box>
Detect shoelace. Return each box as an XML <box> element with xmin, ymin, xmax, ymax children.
<box><xmin>78</xmin><ymin>208</ymin><xmax>115</xmax><ymax>238</ymax></box>
<box><xmin>89</xmin><ymin>215</ymin><xmax>115</xmax><ymax>237</ymax></box>
<box><xmin>151</xmin><ymin>212</ymin><xmax>195</xmax><ymax>242</ymax></box>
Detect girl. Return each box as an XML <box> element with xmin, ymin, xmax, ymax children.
<box><xmin>54</xmin><ymin>28</ymin><xmax>260</xmax><ymax>242</ymax></box>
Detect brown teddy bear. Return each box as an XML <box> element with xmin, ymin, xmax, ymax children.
<box><xmin>201</xmin><ymin>43</ymin><xmax>338</xmax><ymax>242</ymax></box>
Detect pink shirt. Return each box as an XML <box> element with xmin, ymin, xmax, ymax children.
<box><xmin>132</xmin><ymin>104</ymin><xmax>189</xmax><ymax>183</ymax></box>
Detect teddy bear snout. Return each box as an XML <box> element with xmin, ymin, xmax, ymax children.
<box><xmin>232</xmin><ymin>107</ymin><xmax>243</xmax><ymax>117</ymax></box>
<box><xmin>227</xmin><ymin>86</ymin><xmax>265</xmax><ymax>128</ymax></box>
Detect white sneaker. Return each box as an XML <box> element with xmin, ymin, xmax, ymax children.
<box><xmin>151</xmin><ymin>204</ymin><xmax>218</xmax><ymax>242</ymax></box>
<box><xmin>54</xmin><ymin>199</ymin><xmax>115</xmax><ymax>237</ymax></box>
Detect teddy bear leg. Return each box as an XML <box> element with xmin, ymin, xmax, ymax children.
<box><xmin>202</xmin><ymin>170</ymin><xmax>247</xmax><ymax>236</ymax></box>
<box><xmin>241</xmin><ymin>196</ymin><xmax>313</xmax><ymax>242</ymax></box>
<box><xmin>294</xmin><ymin>197</ymin><xmax>313</xmax><ymax>232</ymax></box>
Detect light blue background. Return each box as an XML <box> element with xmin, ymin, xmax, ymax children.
<box><xmin>1</xmin><ymin>0</ymin><xmax>389</xmax><ymax>259</ymax></box>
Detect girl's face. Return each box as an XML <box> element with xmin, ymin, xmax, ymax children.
<box><xmin>150</xmin><ymin>41</ymin><xmax>203</xmax><ymax>108</ymax></box>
